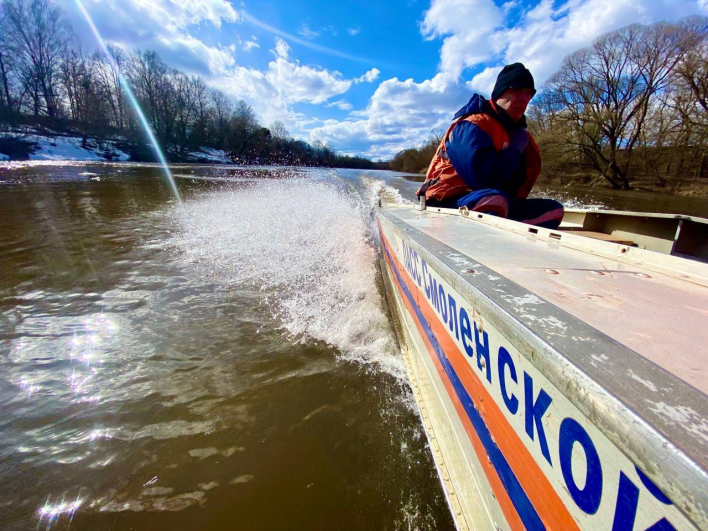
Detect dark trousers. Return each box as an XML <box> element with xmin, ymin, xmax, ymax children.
<box><xmin>429</xmin><ymin>189</ymin><xmax>564</xmax><ymax>230</ymax></box>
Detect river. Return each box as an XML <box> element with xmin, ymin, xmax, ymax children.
<box><xmin>0</xmin><ymin>162</ymin><xmax>705</xmax><ymax>530</ymax></box>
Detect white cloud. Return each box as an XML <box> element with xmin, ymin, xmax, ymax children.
<box><xmin>273</xmin><ymin>37</ymin><xmax>291</xmax><ymax>59</ymax></box>
<box><xmin>326</xmin><ymin>99</ymin><xmax>354</xmax><ymax>111</ymax></box>
<box><xmin>421</xmin><ymin>0</ymin><xmax>708</xmax><ymax>84</ymax></box>
<box><xmin>243</xmin><ymin>13</ymin><xmax>375</xmax><ymax>64</ymax></box>
<box><xmin>243</xmin><ymin>37</ymin><xmax>259</xmax><ymax>52</ymax></box>
<box><xmin>61</xmin><ymin>0</ymin><xmax>239</xmax><ymax>75</ymax></box>
<box><xmin>355</xmin><ymin>68</ymin><xmax>381</xmax><ymax>84</ymax></box>
<box><xmin>210</xmin><ymin>38</ymin><xmax>356</xmax><ymax>127</ymax></box>
<box><xmin>467</xmin><ymin>66</ymin><xmax>502</xmax><ymax>96</ymax></box>
<box><xmin>267</xmin><ymin>60</ymin><xmax>352</xmax><ymax>105</ymax></box>
<box><xmin>501</xmin><ymin>0</ymin><xmax>519</xmax><ymax>14</ymax></box>
<box><xmin>309</xmin><ymin>0</ymin><xmax>708</xmax><ymax>158</ymax></box>
<box><xmin>155</xmin><ymin>34</ymin><xmax>237</xmax><ymax>74</ymax></box>
<box><xmin>348</xmin><ymin>27</ymin><xmax>361</xmax><ymax>36</ymax></box>
<box><xmin>421</xmin><ymin>0</ymin><xmax>504</xmax><ymax>78</ymax></box>
<box><xmin>308</xmin><ymin>73</ymin><xmax>469</xmax><ymax>158</ymax></box>
<box><xmin>298</xmin><ymin>23</ymin><xmax>320</xmax><ymax>39</ymax></box>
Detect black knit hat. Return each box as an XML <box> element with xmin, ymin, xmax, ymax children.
<box><xmin>491</xmin><ymin>63</ymin><xmax>536</xmax><ymax>101</ymax></box>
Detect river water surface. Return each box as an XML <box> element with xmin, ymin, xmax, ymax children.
<box><xmin>1</xmin><ymin>163</ymin><xmax>706</xmax><ymax>531</ymax></box>
<box><xmin>0</xmin><ymin>163</ymin><xmax>454</xmax><ymax>531</ymax></box>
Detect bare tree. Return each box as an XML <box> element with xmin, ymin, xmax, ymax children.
<box><xmin>190</xmin><ymin>76</ymin><xmax>210</xmax><ymax>147</ymax></box>
<box><xmin>546</xmin><ymin>22</ymin><xmax>690</xmax><ymax>189</ymax></box>
<box><xmin>668</xmin><ymin>17</ymin><xmax>708</xmax><ymax>146</ymax></box>
<box><xmin>229</xmin><ymin>99</ymin><xmax>258</xmax><ymax>155</ymax></box>
<box><xmin>269</xmin><ymin>120</ymin><xmax>289</xmax><ymax>140</ymax></box>
<box><xmin>60</xmin><ymin>49</ymin><xmax>87</xmax><ymax>122</ymax></box>
<box><xmin>3</xmin><ymin>0</ymin><xmax>73</xmax><ymax>117</ymax></box>
<box><xmin>209</xmin><ymin>89</ymin><xmax>232</xmax><ymax>150</ymax></box>
<box><xmin>91</xmin><ymin>45</ymin><xmax>127</xmax><ymax>130</ymax></box>
<box><xmin>0</xmin><ymin>7</ymin><xmax>17</xmax><ymax>113</ymax></box>
<box><xmin>125</xmin><ymin>50</ymin><xmax>174</xmax><ymax>143</ymax></box>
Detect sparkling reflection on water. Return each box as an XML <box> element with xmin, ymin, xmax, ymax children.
<box><xmin>4</xmin><ymin>163</ymin><xmax>705</xmax><ymax>530</ymax></box>
<box><xmin>0</xmin><ymin>164</ymin><xmax>451</xmax><ymax>531</ymax></box>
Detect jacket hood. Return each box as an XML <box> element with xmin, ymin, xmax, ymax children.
<box><xmin>453</xmin><ymin>93</ymin><xmax>491</xmax><ymax>119</ymax></box>
<box><xmin>454</xmin><ymin>93</ymin><xmax>527</xmax><ymax>131</ymax></box>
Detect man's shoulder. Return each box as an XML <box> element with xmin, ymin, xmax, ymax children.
<box><xmin>461</xmin><ymin>112</ymin><xmax>499</xmax><ymax>127</ymax></box>
<box><xmin>455</xmin><ymin>112</ymin><xmax>506</xmax><ymax>148</ymax></box>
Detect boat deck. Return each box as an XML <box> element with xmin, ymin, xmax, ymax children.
<box><xmin>388</xmin><ymin>206</ymin><xmax>708</xmax><ymax>394</ymax></box>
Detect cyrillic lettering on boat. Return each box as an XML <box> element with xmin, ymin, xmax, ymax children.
<box><xmin>524</xmin><ymin>372</ymin><xmax>553</xmax><ymax>465</ymax></box>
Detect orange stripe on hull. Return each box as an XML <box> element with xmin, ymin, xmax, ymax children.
<box><xmin>380</xmin><ymin>224</ymin><xmax>580</xmax><ymax>531</ymax></box>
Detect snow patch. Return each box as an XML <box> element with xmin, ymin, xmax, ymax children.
<box><xmin>32</xmin><ymin>137</ymin><xmax>104</xmax><ymax>161</ymax></box>
<box><xmin>186</xmin><ymin>147</ymin><xmax>231</xmax><ymax>164</ymax></box>
<box><xmin>0</xmin><ymin>132</ymin><xmax>130</xmax><ymax>162</ymax></box>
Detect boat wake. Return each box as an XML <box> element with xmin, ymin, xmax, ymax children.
<box><xmin>168</xmin><ymin>176</ymin><xmax>405</xmax><ymax>379</ymax></box>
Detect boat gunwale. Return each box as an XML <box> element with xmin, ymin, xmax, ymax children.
<box><xmin>377</xmin><ymin>206</ymin><xmax>708</xmax><ymax>529</ymax></box>
<box><xmin>563</xmin><ymin>208</ymin><xmax>708</xmax><ymax>225</ymax></box>
<box><xmin>410</xmin><ymin>205</ymin><xmax>708</xmax><ymax>287</ymax></box>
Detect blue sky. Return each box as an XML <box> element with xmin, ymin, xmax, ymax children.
<box><xmin>62</xmin><ymin>0</ymin><xmax>708</xmax><ymax>159</ymax></box>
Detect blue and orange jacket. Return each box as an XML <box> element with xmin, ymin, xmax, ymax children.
<box><xmin>418</xmin><ymin>94</ymin><xmax>541</xmax><ymax>203</ymax></box>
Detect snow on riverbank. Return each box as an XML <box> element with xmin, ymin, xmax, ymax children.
<box><xmin>0</xmin><ymin>131</ymin><xmax>231</xmax><ymax>164</ymax></box>
<box><xmin>0</xmin><ymin>132</ymin><xmax>130</xmax><ymax>162</ymax></box>
<box><xmin>32</xmin><ymin>135</ymin><xmax>130</xmax><ymax>161</ymax></box>
<box><xmin>185</xmin><ymin>147</ymin><xmax>231</xmax><ymax>164</ymax></box>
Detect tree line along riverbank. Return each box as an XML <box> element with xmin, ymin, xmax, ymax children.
<box><xmin>388</xmin><ymin>18</ymin><xmax>708</xmax><ymax>198</ymax></box>
<box><xmin>1</xmin><ymin>1</ymin><xmax>706</xmax><ymax>198</ymax></box>
<box><xmin>0</xmin><ymin>0</ymin><xmax>385</xmax><ymax>169</ymax></box>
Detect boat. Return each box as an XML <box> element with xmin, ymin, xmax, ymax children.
<box><xmin>376</xmin><ymin>200</ymin><xmax>708</xmax><ymax>530</ymax></box>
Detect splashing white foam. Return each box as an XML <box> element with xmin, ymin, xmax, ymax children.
<box><xmin>169</xmin><ymin>177</ymin><xmax>404</xmax><ymax>379</ymax></box>
<box><xmin>362</xmin><ymin>177</ymin><xmax>415</xmax><ymax>208</ymax></box>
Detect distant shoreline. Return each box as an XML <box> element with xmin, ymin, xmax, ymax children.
<box><xmin>0</xmin><ymin>127</ymin><xmax>383</xmax><ymax>169</ymax></box>
<box><xmin>402</xmin><ymin>169</ymin><xmax>708</xmax><ymax>199</ymax></box>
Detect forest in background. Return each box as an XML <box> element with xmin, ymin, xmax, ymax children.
<box><xmin>1</xmin><ymin>0</ymin><xmax>706</xmax><ymax>190</ymax></box>
<box><xmin>0</xmin><ymin>0</ymin><xmax>382</xmax><ymax>168</ymax></box>
<box><xmin>390</xmin><ymin>17</ymin><xmax>708</xmax><ymax>195</ymax></box>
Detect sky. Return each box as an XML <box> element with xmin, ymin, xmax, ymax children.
<box><xmin>59</xmin><ymin>0</ymin><xmax>708</xmax><ymax>160</ymax></box>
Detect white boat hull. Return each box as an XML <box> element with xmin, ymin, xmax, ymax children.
<box><xmin>377</xmin><ymin>206</ymin><xmax>707</xmax><ymax>531</ymax></box>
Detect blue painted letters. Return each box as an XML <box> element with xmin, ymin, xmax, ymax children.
<box><xmin>524</xmin><ymin>373</ymin><xmax>553</xmax><ymax>465</ymax></box>
<box><xmin>559</xmin><ymin>417</ymin><xmax>602</xmax><ymax>514</ymax></box>
<box><xmin>498</xmin><ymin>347</ymin><xmax>519</xmax><ymax>415</ymax></box>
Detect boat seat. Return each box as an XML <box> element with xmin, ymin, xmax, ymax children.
<box><xmin>558</xmin><ymin>229</ymin><xmax>636</xmax><ymax>246</ymax></box>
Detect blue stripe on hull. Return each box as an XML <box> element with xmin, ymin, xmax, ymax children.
<box><xmin>382</xmin><ymin>234</ymin><xmax>545</xmax><ymax>531</ymax></box>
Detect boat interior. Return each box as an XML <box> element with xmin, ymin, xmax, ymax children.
<box><xmin>560</xmin><ymin>209</ymin><xmax>708</xmax><ymax>262</ymax></box>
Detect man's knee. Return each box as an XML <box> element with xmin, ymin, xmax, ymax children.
<box><xmin>469</xmin><ymin>195</ymin><xmax>510</xmax><ymax>218</ymax></box>
<box><xmin>514</xmin><ymin>198</ymin><xmax>564</xmax><ymax>229</ymax></box>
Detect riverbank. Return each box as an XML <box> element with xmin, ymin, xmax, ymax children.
<box><xmin>0</xmin><ymin>114</ymin><xmax>384</xmax><ymax>169</ymax></box>
<box><xmin>403</xmin><ymin>168</ymin><xmax>708</xmax><ymax>199</ymax></box>
<box><xmin>536</xmin><ymin>171</ymin><xmax>708</xmax><ymax>199</ymax></box>
<box><xmin>0</xmin><ymin>126</ymin><xmax>232</xmax><ymax>164</ymax></box>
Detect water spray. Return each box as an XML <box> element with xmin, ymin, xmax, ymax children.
<box><xmin>74</xmin><ymin>0</ymin><xmax>182</xmax><ymax>203</ymax></box>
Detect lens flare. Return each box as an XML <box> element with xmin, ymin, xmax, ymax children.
<box><xmin>74</xmin><ymin>0</ymin><xmax>182</xmax><ymax>203</ymax></box>
<box><xmin>38</xmin><ymin>498</ymin><xmax>84</xmax><ymax>523</ymax></box>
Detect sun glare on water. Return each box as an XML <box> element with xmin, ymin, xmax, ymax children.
<box><xmin>73</xmin><ymin>0</ymin><xmax>182</xmax><ymax>203</ymax></box>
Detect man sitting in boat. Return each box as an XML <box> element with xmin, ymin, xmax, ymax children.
<box><xmin>417</xmin><ymin>63</ymin><xmax>564</xmax><ymax>229</ymax></box>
